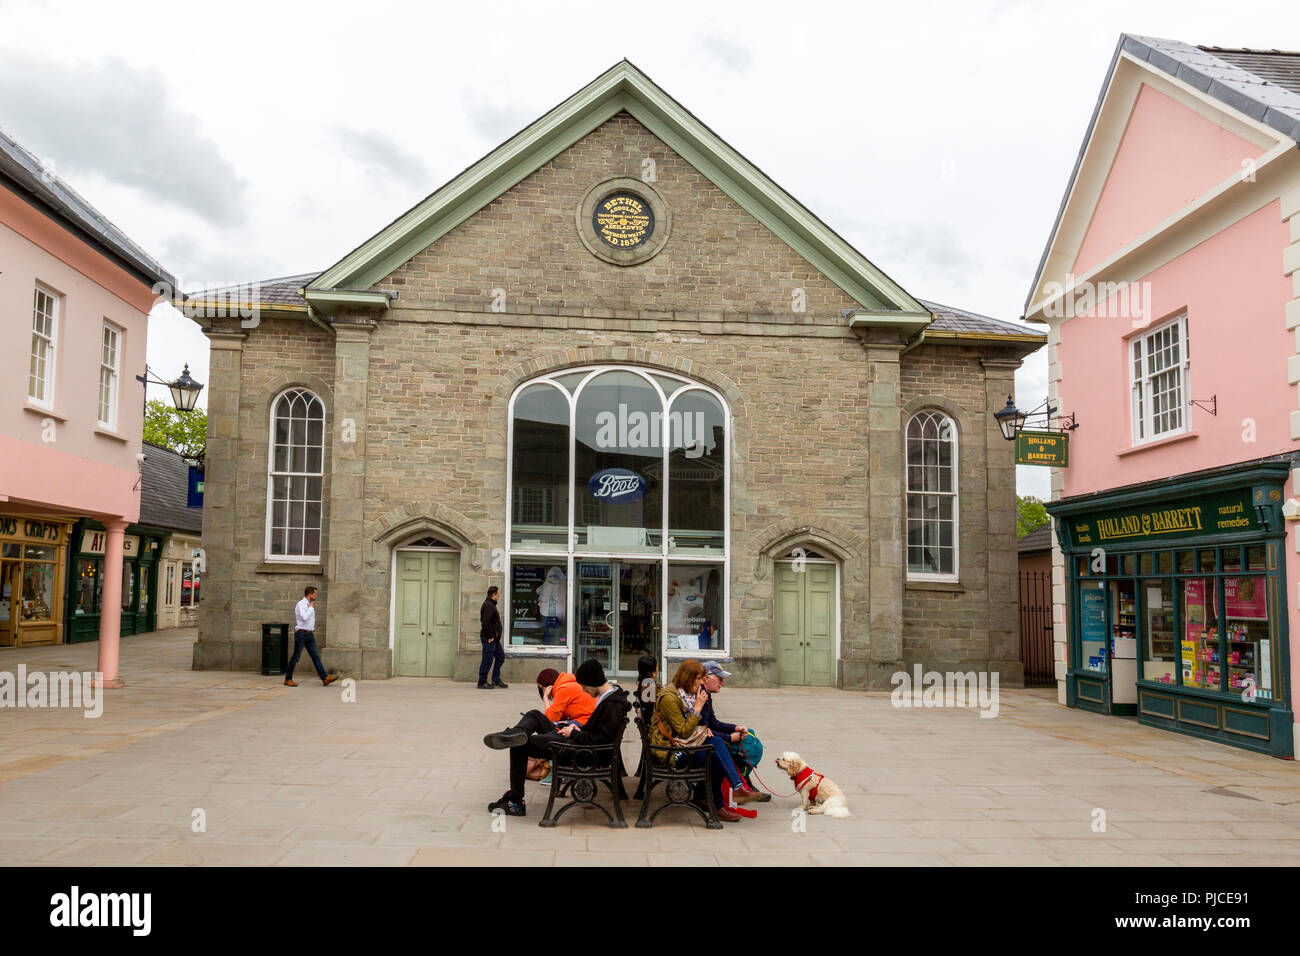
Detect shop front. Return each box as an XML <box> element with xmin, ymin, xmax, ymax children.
<box><xmin>505</xmin><ymin>365</ymin><xmax>728</xmax><ymax>678</ymax></box>
<box><xmin>0</xmin><ymin>514</ymin><xmax>72</xmax><ymax>648</ymax></box>
<box><xmin>1049</xmin><ymin>462</ymin><xmax>1294</xmax><ymax>757</ymax></box>
<box><xmin>65</xmin><ymin>520</ymin><xmax>163</xmax><ymax>643</ymax></box>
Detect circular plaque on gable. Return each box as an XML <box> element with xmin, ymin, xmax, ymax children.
<box><xmin>577</xmin><ymin>177</ymin><xmax>671</xmax><ymax>266</ymax></box>
<box><xmin>592</xmin><ymin>193</ymin><xmax>654</xmax><ymax>249</ymax></box>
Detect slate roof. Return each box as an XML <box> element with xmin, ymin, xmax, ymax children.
<box><xmin>183</xmin><ymin>272</ymin><xmax>319</xmax><ymax>309</ymax></box>
<box><xmin>139</xmin><ymin>442</ymin><xmax>203</xmax><ymax>534</ymax></box>
<box><xmin>1018</xmin><ymin>523</ymin><xmax>1054</xmax><ymax>554</ymax></box>
<box><xmin>1026</xmin><ymin>34</ymin><xmax>1300</xmax><ymax>313</ymax></box>
<box><xmin>0</xmin><ymin>126</ymin><xmax>175</xmax><ymax>291</ymax></box>
<box><xmin>921</xmin><ymin>300</ymin><xmax>1043</xmax><ymax>338</ymax></box>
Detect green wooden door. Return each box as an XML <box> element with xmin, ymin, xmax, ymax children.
<box><xmin>774</xmin><ymin>562</ymin><xmax>836</xmax><ymax>687</ymax></box>
<box><xmin>394</xmin><ymin>551</ymin><xmax>459</xmax><ymax>678</ymax></box>
<box><xmin>428</xmin><ymin>553</ymin><xmax>459</xmax><ymax>677</ymax></box>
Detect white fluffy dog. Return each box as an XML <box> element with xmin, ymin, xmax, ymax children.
<box><xmin>775</xmin><ymin>751</ymin><xmax>851</xmax><ymax>818</ymax></box>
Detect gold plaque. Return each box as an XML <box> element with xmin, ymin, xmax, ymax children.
<box><xmin>593</xmin><ymin>194</ymin><xmax>654</xmax><ymax>248</ymax></box>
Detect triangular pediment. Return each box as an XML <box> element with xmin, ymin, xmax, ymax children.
<box><xmin>1025</xmin><ymin>35</ymin><xmax>1297</xmax><ymax>322</ymax></box>
<box><xmin>309</xmin><ymin>60</ymin><xmax>925</xmax><ymax>316</ymax></box>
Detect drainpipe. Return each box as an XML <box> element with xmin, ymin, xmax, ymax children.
<box><xmin>899</xmin><ymin>326</ymin><xmax>928</xmax><ymax>356</ymax></box>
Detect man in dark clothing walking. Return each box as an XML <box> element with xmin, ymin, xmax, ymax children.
<box><xmin>478</xmin><ymin>586</ymin><xmax>507</xmax><ymax>689</ymax></box>
<box><xmin>483</xmin><ymin>658</ymin><xmax>629</xmax><ymax>816</ymax></box>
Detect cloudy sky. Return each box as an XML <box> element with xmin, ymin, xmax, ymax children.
<box><xmin>4</xmin><ymin>0</ymin><xmax>1298</xmax><ymax>497</ymax></box>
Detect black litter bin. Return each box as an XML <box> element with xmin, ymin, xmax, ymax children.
<box><xmin>261</xmin><ymin>622</ymin><xmax>290</xmax><ymax>675</ymax></box>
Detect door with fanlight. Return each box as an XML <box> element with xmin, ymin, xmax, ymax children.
<box><xmin>393</xmin><ymin>549</ymin><xmax>460</xmax><ymax>677</ymax></box>
<box><xmin>774</xmin><ymin>560</ymin><xmax>836</xmax><ymax>686</ymax></box>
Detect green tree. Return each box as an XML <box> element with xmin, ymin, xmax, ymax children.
<box><xmin>1017</xmin><ymin>495</ymin><xmax>1049</xmax><ymax>538</ymax></box>
<box><xmin>143</xmin><ymin>399</ymin><xmax>207</xmax><ymax>459</ymax></box>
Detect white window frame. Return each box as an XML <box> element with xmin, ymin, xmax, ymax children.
<box><xmin>905</xmin><ymin>409</ymin><xmax>960</xmax><ymax>582</ymax></box>
<box><xmin>265</xmin><ymin>387</ymin><xmax>325</xmax><ymax>563</ymax></box>
<box><xmin>98</xmin><ymin>321</ymin><xmax>121</xmax><ymax>429</ymax></box>
<box><xmin>1130</xmin><ymin>314</ymin><xmax>1189</xmax><ymax>446</ymax></box>
<box><xmin>504</xmin><ymin>365</ymin><xmax>731</xmax><ymax>665</ymax></box>
<box><xmin>28</xmin><ymin>284</ymin><xmax>59</xmax><ymax>408</ymax></box>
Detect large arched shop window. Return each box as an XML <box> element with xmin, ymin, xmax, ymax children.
<box><xmin>267</xmin><ymin>387</ymin><xmax>325</xmax><ymax>560</ymax></box>
<box><xmin>507</xmin><ymin>366</ymin><xmax>729</xmax><ymax>649</ymax></box>
<box><xmin>905</xmin><ymin>409</ymin><xmax>958</xmax><ymax>580</ymax></box>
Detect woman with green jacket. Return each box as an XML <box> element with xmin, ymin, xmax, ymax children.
<box><xmin>650</xmin><ymin>659</ymin><xmax>757</xmax><ymax>820</ymax></box>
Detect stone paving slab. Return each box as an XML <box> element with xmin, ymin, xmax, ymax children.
<box><xmin>1</xmin><ymin>628</ymin><xmax>1299</xmax><ymax>865</ymax></box>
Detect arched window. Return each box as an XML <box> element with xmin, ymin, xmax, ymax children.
<box><xmin>267</xmin><ymin>388</ymin><xmax>325</xmax><ymax>561</ymax></box>
<box><xmin>906</xmin><ymin>410</ymin><xmax>957</xmax><ymax>580</ymax></box>
<box><xmin>506</xmin><ymin>366</ymin><xmax>730</xmax><ymax>665</ymax></box>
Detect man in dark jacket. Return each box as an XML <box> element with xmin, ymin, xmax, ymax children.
<box><xmin>701</xmin><ymin>660</ymin><xmax>769</xmax><ymax>802</ymax></box>
<box><xmin>484</xmin><ymin>658</ymin><xmax>629</xmax><ymax>816</ymax></box>
<box><xmin>478</xmin><ymin>586</ymin><xmax>506</xmax><ymax>689</ymax></box>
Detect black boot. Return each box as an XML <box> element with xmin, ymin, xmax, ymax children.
<box><xmin>483</xmin><ymin>728</ymin><xmax>528</xmax><ymax>750</ymax></box>
<box><xmin>488</xmin><ymin>791</ymin><xmax>526</xmax><ymax>816</ymax></box>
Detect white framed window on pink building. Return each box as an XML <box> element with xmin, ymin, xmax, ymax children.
<box><xmin>1130</xmin><ymin>314</ymin><xmax>1189</xmax><ymax>445</ymax></box>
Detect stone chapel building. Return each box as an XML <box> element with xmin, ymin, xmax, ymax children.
<box><xmin>188</xmin><ymin>61</ymin><xmax>1043</xmax><ymax>689</ymax></box>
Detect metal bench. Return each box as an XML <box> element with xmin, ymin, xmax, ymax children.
<box><xmin>633</xmin><ymin>717</ymin><xmax>723</xmax><ymax>829</ymax></box>
<box><xmin>538</xmin><ymin>716</ymin><xmax>630</xmax><ymax>828</ymax></box>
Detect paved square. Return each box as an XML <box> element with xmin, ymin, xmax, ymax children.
<box><xmin>2</xmin><ymin>628</ymin><xmax>1299</xmax><ymax>866</ymax></box>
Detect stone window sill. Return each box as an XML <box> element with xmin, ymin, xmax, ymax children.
<box><xmin>1116</xmin><ymin>431</ymin><xmax>1198</xmax><ymax>458</ymax></box>
<box><xmin>906</xmin><ymin>579</ymin><xmax>965</xmax><ymax>593</ymax></box>
<box><xmin>256</xmin><ymin>562</ymin><xmax>323</xmax><ymax>575</ymax></box>
<box><xmin>94</xmin><ymin>426</ymin><xmax>128</xmax><ymax>443</ymax></box>
<box><xmin>23</xmin><ymin>402</ymin><xmax>68</xmax><ymax>422</ymax></box>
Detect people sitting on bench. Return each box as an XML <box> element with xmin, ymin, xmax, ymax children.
<box><xmin>484</xmin><ymin>658</ymin><xmax>630</xmax><ymax>817</ymax></box>
<box><xmin>650</xmin><ymin>660</ymin><xmax>762</xmax><ymax>823</ymax></box>
<box><xmin>536</xmin><ymin>667</ymin><xmax>597</xmax><ymax>725</ymax></box>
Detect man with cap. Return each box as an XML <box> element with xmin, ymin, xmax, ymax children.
<box><xmin>483</xmin><ymin>658</ymin><xmax>630</xmax><ymax>817</ymax></box>
<box><xmin>701</xmin><ymin>660</ymin><xmax>770</xmax><ymax>803</ymax></box>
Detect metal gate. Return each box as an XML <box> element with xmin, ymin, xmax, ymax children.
<box><xmin>1018</xmin><ymin>569</ymin><xmax>1055</xmax><ymax>687</ymax></box>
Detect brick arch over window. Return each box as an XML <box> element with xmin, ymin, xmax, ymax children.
<box><xmin>255</xmin><ymin>371</ymin><xmax>335</xmax><ymax>417</ymax></box>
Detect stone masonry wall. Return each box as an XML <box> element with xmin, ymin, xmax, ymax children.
<box><xmin>900</xmin><ymin>343</ymin><xmax>1024</xmax><ymax>685</ymax></box>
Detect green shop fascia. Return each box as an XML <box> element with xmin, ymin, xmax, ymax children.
<box><xmin>1047</xmin><ymin>461</ymin><xmax>1293</xmax><ymax>758</ymax></box>
<box><xmin>63</xmin><ymin>518</ymin><xmax>165</xmax><ymax>642</ymax></box>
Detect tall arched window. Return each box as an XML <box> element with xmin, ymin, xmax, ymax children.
<box><xmin>906</xmin><ymin>410</ymin><xmax>958</xmax><ymax>580</ymax></box>
<box><xmin>506</xmin><ymin>366</ymin><xmax>730</xmax><ymax>670</ymax></box>
<box><xmin>267</xmin><ymin>388</ymin><xmax>325</xmax><ymax>561</ymax></box>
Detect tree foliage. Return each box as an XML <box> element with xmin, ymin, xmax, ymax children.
<box><xmin>1017</xmin><ymin>495</ymin><xmax>1049</xmax><ymax>538</ymax></box>
<box><xmin>143</xmin><ymin>399</ymin><xmax>207</xmax><ymax>459</ymax></box>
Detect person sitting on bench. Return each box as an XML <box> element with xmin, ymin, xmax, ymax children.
<box><xmin>536</xmin><ymin>667</ymin><xmax>597</xmax><ymax>725</ymax></box>
<box><xmin>483</xmin><ymin>658</ymin><xmax>630</xmax><ymax>817</ymax></box>
<box><xmin>700</xmin><ymin>660</ymin><xmax>770</xmax><ymax>802</ymax></box>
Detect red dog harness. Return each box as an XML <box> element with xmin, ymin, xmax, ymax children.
<box><xmin>792</xmin><ymin>766</ymin><xmax>825</xmax><ymax>803</ymax></box>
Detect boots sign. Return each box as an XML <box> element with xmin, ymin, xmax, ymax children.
<box><xmin>587</xmin><ymin>468</ymin><xmax>647</xmax><ymax>503</ymax></box>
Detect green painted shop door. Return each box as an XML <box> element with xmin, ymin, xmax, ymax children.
<box><xmin>774</xmin><ymin>561</ymin><xmax>836</xmax><ymax>686</ymax></box>
<box><xmin>394</xmin><ymin>550</ymin><xmax>460</xmax><ymax>677</ymax></box>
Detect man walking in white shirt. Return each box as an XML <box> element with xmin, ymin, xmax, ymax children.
<box><xmin>286</xmin><ymin>586</ymin><xmax>338</xmax><ymax>687</ymax></box>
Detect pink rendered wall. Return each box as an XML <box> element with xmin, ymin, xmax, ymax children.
<box><xmin>1058</xmin><ymin>200</ymin><xmax>1296</xmax><ymax>729</ymax></box>
<box><xmin>0</xmin><ymin>198</ymin><xmax>151</xmax><ymax>522</ymax></box>
<box><xmin>1072</xmin><ymin>85</ymin><xmax>1266</xmax><ymax>277</ymax></box>
<box><xmin>1059</xmin><ymin>202</ymin><xmax>1292</xmax><ymax>498</ymax></box>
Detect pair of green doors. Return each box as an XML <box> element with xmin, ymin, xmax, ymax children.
<box><xmin>774</xmin><ymin>562</ymin><xmax>836</xmax><ymax>686</ymax></box>
<box><xmin>394</xmin><ymin>551</ymin><xmax>459</xmax><ymax>677</ymax></box>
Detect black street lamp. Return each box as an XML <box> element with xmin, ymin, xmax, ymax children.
<box><xmin>137</xmin><ymin>363</ymin><xmax>204</xmax><ymax>413</ymax></box>
<box><xmin>993</xmin><ymin>394</ymin><xmax>1077</xmax><ymax>440</ymax></box>
<box><xmin>994</xmin><ymin>395</ymin><xmax>1028</xmax><ymax>441</ymax></box>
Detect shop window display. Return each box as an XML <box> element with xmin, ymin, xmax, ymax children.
<box><xmin>1181</xmin><ymin>577</ymin><xmax>1220</xmax><ymax>691</ymax></box>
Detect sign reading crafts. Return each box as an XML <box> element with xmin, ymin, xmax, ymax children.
<box><xmin>1067</xmin><ymin>490</ymin><xmax>1262</xmax><ymax>547</ymax></box>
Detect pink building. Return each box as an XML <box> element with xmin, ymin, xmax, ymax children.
<box><xmin>0</xmin><ymin>127</ymin><xmax>175</xmax><ymax>685</ymax></box>
<box><xmin>1026</xmin><ymin>36</ymin><xmax>1300</xmax><ymax>756</ymax></box>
